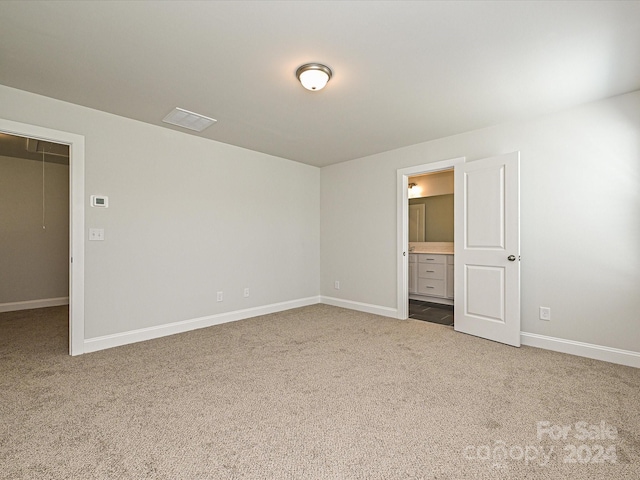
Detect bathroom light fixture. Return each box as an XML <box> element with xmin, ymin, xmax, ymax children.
<box><xmin>296</xmin><ymin>63</ymin><xmax>332</xmax><ymax>91</ymax></box>
<box><xmin>408</xmin><ymin>182</ymin><xmax>422</xmax><ymax>198</ymax></box>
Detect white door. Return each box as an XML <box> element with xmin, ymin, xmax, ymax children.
<box><xmin>454</xmin><ymin>152</ymin><xmax>520</xmax><ymax>346</ymax></box>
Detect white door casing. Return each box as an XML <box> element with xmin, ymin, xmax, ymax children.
<box><xmin>454</xmin><ymin>152</ymin><xmax>520</xmax><ymax>346</ymax></box>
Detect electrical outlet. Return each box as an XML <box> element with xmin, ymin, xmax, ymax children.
<box><xmin>243</xmin><ymin>288</ymin><xmax>250</xmax><ymax>298</ymax></box>
<box><xmin>539</xmin><ymin>306</ymin><xmax>551</xmax><ymax>321</ymax></box>
<box><xmin>334</xmin><ymin>280</ymin><xmax>340</xmax><ymax>290</ymax></box>
<box><xmin>217</xmin><ymin>291</ymin><xmax>223</xmax><ymax>302</ymax></box>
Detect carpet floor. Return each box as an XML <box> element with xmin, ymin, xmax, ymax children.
<box><xmin>1</xmin><ymin>304</ymin><xmax>639</xmax><ymax>479</ymax></box>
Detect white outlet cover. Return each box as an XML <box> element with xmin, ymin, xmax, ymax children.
<box><xmin>539</xmin><ymin>307</ymin><xmax>551</xmax><ymax>320</ymax></box>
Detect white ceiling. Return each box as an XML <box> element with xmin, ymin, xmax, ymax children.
<box><xmin>1</xmin><ymin>1</ymin><xmax>639</xmax><ymax>167</ymax></box>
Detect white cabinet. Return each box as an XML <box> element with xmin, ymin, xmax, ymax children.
<box><xmin>417</xmin><ymin>254</ymin><xmax>446</xmax><ymax>297</ymax></box>
<box><xmin>410</xmin><ymin>253</ymin><xmax>454</xmax><ymax>304</ymax></box>
<box><xmin>408</xmin><ymin>254</ymin><xmax>418</xmax><ymax>294</ymax></box>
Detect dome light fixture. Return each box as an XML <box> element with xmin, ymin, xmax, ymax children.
<box><xmin>296</xmin><ymin>63</ymin><xmax>332</xmax><ymax>91</ymax></box>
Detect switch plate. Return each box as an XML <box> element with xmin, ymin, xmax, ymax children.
<box><xmin>243</xmin><ymin>288</ymin><xmax>250</xmax><ymax>298</ymax></box>
<box><xmin>217</xmin><ymin>291</ymin><xmax>223</xmax><ymax>302</ymax></box>
<box><xmin>334</xmin><ymin>281</ymin><xmax>340</xmax><ymax>290</ymax></box>
<box><xmin>89</xmin><ymin>228</ymin><xmax>104</xmax><ymax>241</ymax></box>
<box><xmin>539</xmin><ymin>307</ymin><xmax>551</xmax><ymax>321</ymax></box>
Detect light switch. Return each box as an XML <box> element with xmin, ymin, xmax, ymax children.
<box><xmin>89</xmin><ymin>228</ymin><xmax>105</xmax><ymax>241</ymax></box>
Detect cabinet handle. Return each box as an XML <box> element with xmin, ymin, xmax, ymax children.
<box><xmin>426</xmin><ymin>286</ymin><xmax>435</xmax><ymax>289</ymax></box>
<box><xmin>426</xmin><ymin>270</ymin><xmax>435</xmax><ymax>273</ymax></box>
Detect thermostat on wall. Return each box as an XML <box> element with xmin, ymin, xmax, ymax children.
<box><xmin>91</xmin><ymin>195</ymin><xmax>109</xmax><ymax>208</ymax></box>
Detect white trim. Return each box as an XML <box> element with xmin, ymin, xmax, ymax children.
<box><xmin>84</xmin><ymin>296</ymin><xmax>320</xmax><ymax>353</ymax></box>
<box><xmin>396</xmin><ymin>157</ymin><xmax>464</xmax><ymax>320</ymax></box>
<box><xmin>320</xmin><ymin>296</ymin><xmax>398</xmax><ymax>318</ymax></box>
<box><xmin>0</xmin><ymin>297</ymin><xmax>69</xmax><ymax>313</ymax></box>
<box><xmin>521</xmin><ymin>332</ymin><xmax>640</xmax><ymax>369</ymax></box>
<box><xmin>0</xmin><ymin>118</ymin><xmax>85</xmax><ymax>356</ymax></box>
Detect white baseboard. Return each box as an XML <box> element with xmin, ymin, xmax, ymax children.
<box><xmin>84</xmin><ymin>296</ymin><xmax>321</xmax><ymax>354</ymax></box>
<box><xmin>0</xmin><ymin>297</ymin><xmax>69</xmax><ymax>313</ymax></box>
<box><xmin>521</xmin><ymin>332</ymin><xmax>640</xmax><ymax>369</ymax></box>
<box><xmin>320</xmin><ymin>296</ymin><xmax>398</xmax><ymax>319</ymax></box>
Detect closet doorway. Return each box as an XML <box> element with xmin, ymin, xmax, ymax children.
<box><xmin>0</xmin><ymin>118</ymin><xmax>85</xmax><ymax>355</ymax></box>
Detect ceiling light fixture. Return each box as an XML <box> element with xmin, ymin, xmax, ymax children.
<box><xmin>296</xmin><ymin>63</ymin><xmax>332</xmax><ymax>91</ymax></box>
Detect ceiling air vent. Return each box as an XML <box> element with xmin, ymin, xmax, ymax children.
<box><xmin>162</xmin><ymin>107</ymin><xmax>217</xmax><ymax>132</ymax></box>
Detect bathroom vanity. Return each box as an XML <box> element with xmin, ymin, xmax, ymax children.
<box><xmin>409</xmin><ymin>246</ymin><xmax>454</xmax><ymax>306</ymax></box>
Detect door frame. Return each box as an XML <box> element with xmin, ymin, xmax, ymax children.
<box><xmin>396</xmin><ymin>157</ymin><xmax>464</xmax><ymax>319</ymax></box>
<box><xmin>0</xmin><ymin>118</ymin><xmax>85</xmax><ymax>355</ymax></box>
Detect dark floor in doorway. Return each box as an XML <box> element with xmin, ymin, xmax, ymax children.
<box><xmin>409</xmin><ymin>299</ymin><xmax>454</xmax><ymax>326</ymax></box>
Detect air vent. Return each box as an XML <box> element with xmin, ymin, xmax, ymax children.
<box><xmin>162</xmin><ymin>107</ymin><xmax>217</xmax><ymax>132</ymax></box>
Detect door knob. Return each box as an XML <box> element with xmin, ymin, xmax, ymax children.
<box><xmin>508</xmin><ymin>255</ymin><xmax>516</xmax><ymax>261</ymax></box>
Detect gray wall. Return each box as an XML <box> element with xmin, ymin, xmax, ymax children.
<box><xmin>0</xmin><ymin>155</ymin><xmax>69</xmax><ymax>304</ymax></box>
<box><xmin>321</xmin><ymin>90</ymin><xmax>640</xmax><ymax>353</ymax></box>
<box><xmin>0</xmin><ymin>85</ymin><xmax>320</xmax><ymax>339</ymax></box>
<box><xmin>2</xmin><ymin>82</ymin><xmax>639</xmax><ymax>358</ymax></box>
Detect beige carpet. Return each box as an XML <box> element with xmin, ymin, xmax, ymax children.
<box><xmin>1</xmin><ymin>304</ymin><xmax>638</xmax><ymax>479</ymax></box>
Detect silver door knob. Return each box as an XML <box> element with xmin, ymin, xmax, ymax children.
<box><xmin>508</xmin><ymin>255</ymin><xmax>516</xmax><ymax>261</ymax></box>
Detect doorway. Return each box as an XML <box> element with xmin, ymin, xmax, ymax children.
<box><xmin>0</xmin><ymin>118</ymin><xmax>85</xmax><ymax>355</ymax></box>
<box><xmin>407</xmin><ymin>169</ymin><xmax>455</xmax><ymax>326</ymax></box>
<box><xmin>0</xmin><ymin>133</ymin><xmax>70</xmax><ymax>316</ymax></box>
<box><xmin>398</xmin><ymin>153</ymin><xmax>521</xmax><ymax>346</ymax></box>
<box><xmin>396</xmin><ymin>157</ymin><xmax>464</xmax><ymax>321</ymax></box>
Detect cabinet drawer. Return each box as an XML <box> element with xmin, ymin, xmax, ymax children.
<box><xmin>418</xmin><ymin>263</ymin><xmax>445</xmax><ymax>279</ymax></box>
<box><xmin>417</xmin><ymin>278</ymin><xmax>445</xmax><ymax>297</ymax></box>
<box><xmin>418</xmin><ymin>254</ymin><xmax>446</xmax><ymax>264</ymax></box>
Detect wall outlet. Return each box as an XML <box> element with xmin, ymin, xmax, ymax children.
<box><xmin>243</xmin><ymin>288</ymin><xmax>250</xmax><ymax>298</ymax></box>
<box><xmin>217</xmin><ymin>291</ymin><xmax>223</xmax><ymax>302</ymax></box>
<box><xmin>539</xmin><ymin>306</ymin><xmax>551</xmax><ymax>321</ymax></box>
<box><xmin>334</xmin><ymin>280</ymin><xmax>340</xmax><ymax>290</ymax></box>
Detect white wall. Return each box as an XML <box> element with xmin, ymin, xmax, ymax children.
<box><xmin>0</xmin><ymin>155</ymin><xmax>69</xmax><ymax>304</ymax></box>
<box><xmin>0</xmin><ymin>85</ymin><xmax>320</xmax><ymax>340</ymax></box>
<box><xmin>321</xmin><ymin>91</ymin><xmax>640</xmax><ymax>354</ymax></box>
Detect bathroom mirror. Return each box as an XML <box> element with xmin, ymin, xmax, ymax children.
<box><xmin>408</xmin><ymin>194</ymin><xmax>454</xmax><ymax>242</ymax></box>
